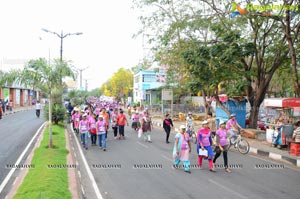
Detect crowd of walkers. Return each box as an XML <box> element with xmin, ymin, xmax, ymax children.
<box><xmin>66</xmin><ymin>96</ymin><xmax>241</xmax><ymax>174</ymax></box>
<box><xmin>171</xmin><ymin>112</ymin><xmax>243</xmax><ymax>174</ymax></box>
<box><xmin>67</xmin><ymin>97</ymin><xmax>154</xmax><ymax>151</ymax></box>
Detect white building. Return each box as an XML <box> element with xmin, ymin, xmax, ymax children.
<box><xmin>133</xmin><ymin>68</ymin><xmax>166</xmax><ymax>106</ymax></box>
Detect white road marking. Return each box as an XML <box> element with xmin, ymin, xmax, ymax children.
<box><xmin>71</xmin><ymin>125</ymin><xmax>104</xmax><ymax>199</ymax></box>
<box><xmin>78</xmin><ymin>171</ymin><xmax>81</xmax><ymax>179</ymax></box>
<box><xmin>136</xmin><ymin>141</ymin><xmax>149</xmax><ymax>148</ymax></box>
<box><xmin>208</xmin><ymin>179</ymin><xmax>248</xmax><ymax>199</ymax></box>
<box><xmin>0</xmin><ymin>122</ymin><xmax>47</xmax><ymax>194</ymax></box>
<box><xmin>81</xmin><ymin>185</ymin><xmax>85</xmax><ymax>196</ymax></box>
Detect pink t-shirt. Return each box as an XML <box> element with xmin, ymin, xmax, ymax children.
<box><xmin>180</xmin><ymin>133</ymin><xmax>190</xmax><ymax>150</ymax></box>
<box><xmin>226</xmin><ymin>119</ymin><xmax>237</xmax><ymax>130</ymax></box>
<box><xmin>96</xmin><ymin>120</ymin><xmax>106</xmax><ymax>135</ymax></box>
<box><xmin>132</xmin><ymin>113</ymin><xmax>140</xmax><ymax>122</ymax></box>
<box><xmin>89</xmin><ymin>118</ymin><xmax>97</xmax><ymax>134</ymax></box>
<box><xmin>216</xmin><ymin>129</ymin><xmax>228</xmax><ymax>146</ymax></box>
<box><xmin>197</xmin><ymin>128</ymin><xmax>211</xmax><ymax>146</ymax></box>
<box><xmin>80</xmin><ymin>120</ymin><xmax>89</xmax><ymax>133</ymax></box>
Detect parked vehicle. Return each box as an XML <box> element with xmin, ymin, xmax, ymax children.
<box><xmin>245</xmin><ymin>113</ymin><xmax>268</xmax><ymax>130</ymax></box>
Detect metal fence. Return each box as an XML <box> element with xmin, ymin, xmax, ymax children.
<box><xmin>147</xmin><ymin>104</ymin><xmax>205</xmax><ymax>116</ymax></box>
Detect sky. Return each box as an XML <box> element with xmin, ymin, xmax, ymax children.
<box><xmin>0</xmin><ymin>0</ymin><xmax>145</xmax><ymax>90</ymax></box>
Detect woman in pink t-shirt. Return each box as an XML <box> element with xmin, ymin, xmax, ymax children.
<box><xmin>213</xmin><ymin>121</ymin><xmax>231</xmax><ymax>173</ymax></box>
<box><xmin>72</xmin><ymin>109</ymin><xmax>81</xmax><ymax>134</ymax></box>
<box><xmin>226</xmin><ymin>113</ymin><xmax>243</xmax><ymax>145</ymax></box>
<box><xmin>79</xmin><ymin>114</ymin><xmax>89</xmax><ymax>150</ymax></box>
<box><xmin>96</xmin><ymin>116</ymin><xmax>107</xmax><ymax>151</ymax></box>
<box><xmin>197</xmin><ymin>120</ymin><xmax>215</xmax><ymax>172</ymax></box>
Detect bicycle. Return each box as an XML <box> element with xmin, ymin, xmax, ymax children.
<box><xmin>228</xmin><ymin>129</ymin><xmax>250</xmax><ymax>154</ymax></box>
<box><xmin>187</xmin><ymin>126</ymin><xmax>197</xmax><ymax>144</ymax></box>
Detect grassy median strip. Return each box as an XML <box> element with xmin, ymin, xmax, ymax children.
<box><xmin>13</xmin><ymin>123</ymin><xmax>71</xmax><ymax>199</ymax></box>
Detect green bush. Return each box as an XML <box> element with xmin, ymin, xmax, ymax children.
<box><xmin>44</xmin><ymin>104</ymin><xmax>66</xmax><ymax>124</ymax></box>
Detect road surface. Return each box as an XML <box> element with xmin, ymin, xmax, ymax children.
<box><xmin>0</xmin><ymin>109</ymin><xmax>45</xmax><ymax>198</ymax></box>
<box><xmin>73</xmin><ymin>123</ymin><xmax>300</xmax><ymax>199</ymax></box>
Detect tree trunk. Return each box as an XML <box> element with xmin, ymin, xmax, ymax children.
<box><xmin>249</xmin><ymin>104</ymin><xmax>259</xmax><ymax>128</ymax></box>
<box><xmin>285</xmin><ymin>9</ymin><xmax>300</xmax><ymax>97</ymax></box>
<box><xmin>202</xmin><ymin>90</ymin><xmax>209</xmax><ymax>117</ymax></box>
<box><xmin>49</xmin><ymin>91</ymin><xmax>53</xmax><ymax>148</ymax></box>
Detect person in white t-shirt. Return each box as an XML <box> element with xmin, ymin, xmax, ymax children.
<box><xmin>35</xmin><ymin>100</ymin><xmax>42</xmax><ymax>118</ymax></box>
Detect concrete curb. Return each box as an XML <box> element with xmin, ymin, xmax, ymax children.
<box><xmin>3</xmin><ymin>107</ymin><xmax>34</xmax><ymax>116</ymax></box>
<box><xmin>249</xmin><ymin>147</ymin><xmax>300</xmax><ymax>167</ymax></box>
<box><xmin>152</xmin><ymin>120</ymin><xmax>300</xmax><ymax>167</ymax></box>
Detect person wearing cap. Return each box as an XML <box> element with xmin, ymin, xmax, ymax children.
<box><xmin>226</xmin><ymin>113</ymin><xmax>244</xmax><ymax>145</ymax></box>
<box><xmin>163</xmin><ymin>113</ymin><xmax>174</xmax><ymax>144</ymax></box>
<box><xmin>213</xmin><ymin>121</ymin><xmax>231</xmax><ymax>173</ymax></box>
<box><xmin>96</xmin><ymin>115</ymin><xmax>107</xmax><ymax>151</ymax></box>
<box><xmin>79</xmin><ymin>113</ymin><xmax>89</xmax><ymax>150</ymax></box>
<box><xmin>141</xmin><ymin>111</ymin><xmax>153</xmax><ymax>142</ymax></box>
<box><xmin>173</xmin><ymin>124</ymin><xmax>191</xmax><ymax>173</ymax></box>
<box><xmin>197</xmin><ymin>120</ymin><xmax>215</xmax><ymax>172</ymax></box>
<box><xmin>131</xmin><ymin>110</ymin><xmax>141</xmax><ymax>131</ymax></box>
<box><xmin>186</xmin><ymin>112</ymin><xmax>194</xmax><ymax>138</ymax></box>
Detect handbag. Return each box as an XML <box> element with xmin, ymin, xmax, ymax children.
<box><xmin>198</xmin><ymin>148</ymin><xmax>208</xmax><ymax>156</ymax></box>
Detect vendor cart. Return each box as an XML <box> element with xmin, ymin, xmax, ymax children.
<box><xmin>264</xmin><ymin>98</ymin><xmax>300</xmax><ymax>148</ymax></box>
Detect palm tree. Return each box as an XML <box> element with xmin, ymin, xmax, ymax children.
<box><xmin>19</xmin><ymin>58</ymin><xmax>74</xmax><ymax>148</ymax></box>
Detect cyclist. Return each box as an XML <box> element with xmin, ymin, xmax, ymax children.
<box><xmin>186</xmin><ymin>112</ymin><xmax>194</xmax><ymax>138</ymax></box>
<box><xmin>226</xmin><ymin>113</ymin><xmax>244</xmax><ymax>146</ymax></box>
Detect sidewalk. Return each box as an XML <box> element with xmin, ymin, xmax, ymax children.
<box><xmin>1</xmin><ymin>106</ymin><xmax>34</xmax><ymax>116</ymax></box>
<box><xmin>151</xmin><ymin>115</ymin><xmax>300</xmax><ymax>168</ymax></box>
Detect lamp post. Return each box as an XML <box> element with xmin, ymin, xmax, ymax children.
<box><xmin>71</xmin><ymin>66</ymin><xmax>89</xmax><ymax>90</ymax></box>
<box><xmin>41</xmin><ymin>28</ymin><xmax>82</xmax><ymax>105</ymax></box>
<box><xmin>41</xmin><ymin>28</ymin><xmax>83</xmax><ymax>62</ymax></box>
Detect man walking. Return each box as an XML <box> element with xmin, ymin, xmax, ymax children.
<box><xmin>35</xmin><ymin>100</ymin><xmax>42</xmax><ymax>118</ymax></box>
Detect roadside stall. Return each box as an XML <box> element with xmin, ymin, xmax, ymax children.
<box><xmin>264</xmin><ymin>98</ymin><xmax>300</xmax><ymax>150</ymax></box>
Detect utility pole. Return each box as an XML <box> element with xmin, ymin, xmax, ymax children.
<box><xmin>72</xmin><ymin>66</ymin><xmax>89</xmax><ymax>90</ymax></box>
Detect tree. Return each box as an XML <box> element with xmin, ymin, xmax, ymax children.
<box><xmin>101</xmin><ymin>68</ymin><xmax>133</xmax><ymax>100</ymax></box>
<box><xmin>277</xmin><ymin>0</ymin><xmax>300</xmax><ymax>96</ymax></box>
<box><xmin>135</xmin><ymin>0</ymin><xmax>296</xmax><ymax>128</ymax></box>
<box><xmin>0</xmin><ymin>69</ymin><xmax>20</xmax><ymax>88</ymax></box>
<box><xmin>18</xmin><ymin>58</ymin><xmax>74</xmax><ymax>148</ymax></box>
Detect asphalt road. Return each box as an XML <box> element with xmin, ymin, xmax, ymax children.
<box><xmin>0</xmin><ymin>109</ymin><xmax>45</xmax><ymax>198</ymax></box>
<box><xmin>75</xmin><ymin>123</ymin><xmax>300</xmax><ymax>199</ymax></box>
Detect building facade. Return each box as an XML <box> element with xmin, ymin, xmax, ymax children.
<box><xmin>0</xmin><ymin>85</ymin><xmax>40</xmax><ymax>109</ymax></box>
<box><xmin>133</xmin><ymin>69</ymin><xmax>166</xmax><ymax>105</ymax></box>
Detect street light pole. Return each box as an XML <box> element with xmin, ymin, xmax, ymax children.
<box><xmin>41</xmin><ymin>28</ymin><xmax>83</xmax><ymax>62</ymax></box>
<box><xmin>71</xmin><ymin>66</ymin><xmax>89</xmax><ymax>90</ymax></box>
<box><xmin>60</xmin><ymin>30</ymin><xmax>63</xmax><ymax>62</ymax></box>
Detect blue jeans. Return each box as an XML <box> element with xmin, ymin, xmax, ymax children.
<box><xmin>91</xmin><ymin>133</ymin><xmax>97</xmax><ymax>144</ymax></box>
<box><xmin>81</xmin><ymin>132</ymin><xmax>88</xmax><ymax>148</ymax></box>
<box><xmin>98</xmin><ymin>133</ymin><xmax>106</xmax><ymax>149</ymax></box>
